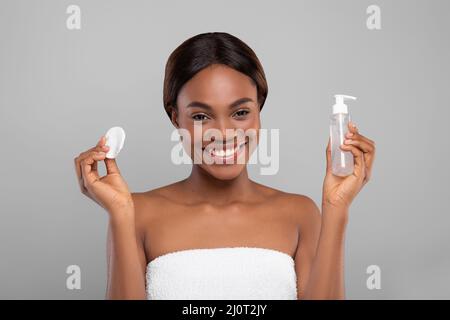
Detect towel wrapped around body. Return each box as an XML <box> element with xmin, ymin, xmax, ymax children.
<box><xmin>146</xmin><ymin>247</ymin><xmax>298</xmax><ymax>300</ymax></box>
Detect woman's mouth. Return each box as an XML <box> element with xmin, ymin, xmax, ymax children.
<box><xmin>202</xmin><ymin>140</ymin><xmax>248</xmax><ymax>162</ymax></box>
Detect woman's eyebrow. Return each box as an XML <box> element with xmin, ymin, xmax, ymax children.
<box><xmin>186</xmin><ymin>97</ymin><xmax>254</xmax><ymax>110</ymax></box>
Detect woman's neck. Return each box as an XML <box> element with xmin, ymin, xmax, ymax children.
<box><xmin>182</xmin><ymin>165</ymin><xmax>255</xmax><ymax>206</ymax></box>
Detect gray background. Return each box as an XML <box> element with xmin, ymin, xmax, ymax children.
<box><xmin>0</xmin><ymin>0</ymin><xmax>449</xmax><ymax>299</ymax></box>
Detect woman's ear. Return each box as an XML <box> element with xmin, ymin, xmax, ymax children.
<box><xmin>170</xmin><ymin>106</ymin><xmax>180</xmax><ymax>129</ymax></box>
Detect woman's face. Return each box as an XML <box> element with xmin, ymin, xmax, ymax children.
<box><xmin>174</xmin><ymin>64</ymin><xmax>261</xmax><ymax>180</ymax></box>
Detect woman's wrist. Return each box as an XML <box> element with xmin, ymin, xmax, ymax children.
<box><xmin>108</xmin><ymin>205</ymin><xmax>135</xmax><ymax>226</ymax></box>
<box><xmin>321</xmin><ymin>204</ymin><xmax>349</xmax><ymax>229</ymax></box>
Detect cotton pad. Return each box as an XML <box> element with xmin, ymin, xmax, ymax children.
<box><xmin>104</xmin><ymin>126</ymin><xmax>126</xmax><ymax>159</ymax></box>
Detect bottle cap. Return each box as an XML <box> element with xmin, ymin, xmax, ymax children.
<box><xmin>332</xmin><ymin>94</ymin><xmax>357</xmax><ymax>114</ymax></box>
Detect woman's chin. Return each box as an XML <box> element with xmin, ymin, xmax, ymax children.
<box><xmin>201</xmin><ymin>163</ymin><xmax>246</xmax><ymax>180</ymax></box>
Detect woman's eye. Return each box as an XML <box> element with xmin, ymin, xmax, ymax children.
<box><xmin>192</xmin><ymin>114</ymin><xmax>209</xmax><ymax>121</ymax></box>
<box><xmin>234</xmin><ymin>110</ymin><xmax>249</xmax><ymax>118</ymax></box>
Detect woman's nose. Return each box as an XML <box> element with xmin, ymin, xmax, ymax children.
<box><xmin>216</xmin><ymin>119</ymin><xmax>236</xmax><ymax>139</ymax></box>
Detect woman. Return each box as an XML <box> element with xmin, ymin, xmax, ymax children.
<box><xmin>74</xmin><ymin>32</ymin><xmax>375</xmax><ymax>300</ymax></box>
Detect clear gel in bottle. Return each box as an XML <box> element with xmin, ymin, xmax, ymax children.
<box><xmin>330</xmin><ymin>94</ymin><xmax>357</xmax><ymax>177</ymax></box>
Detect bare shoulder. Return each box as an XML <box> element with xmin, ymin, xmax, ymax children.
<box><xmin>276</xmin><ymin>191</ymin><xmax>321</xmax><ymax>236</ymax></box>
<box><xmin>132</xmin><ymin>180</ymin><xmax>182</xmax><ymax>205</ymax></box>
<box><xmin>131</xmin><ymin>181</ymin><xmax>184</xmax><ymax>229</ymax></box>
<box><xmin>252</xmin><ymin>181</ymin><xmax>321</xmax><ymax>226</ymax></box>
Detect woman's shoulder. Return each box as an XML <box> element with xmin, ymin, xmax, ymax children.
<box><xmin>131</xmin><ymin>180</ymin><xmax>320</xmax><ymax>222</ymax></box>
<box><xmin>251</xmin><ymin>184</ymin><xmax>321</xmax><ymax>226</ymax></box>
<box><xmin>252</xmin><ymin>181</ymin><xmax>316</xmax><ymax>205</ymax></box>
<box><xmin>131</xmin><ymin>181</ymin><xmax>183</xmax><ymax>210</ymax></box>
<box><xmin>131</xmin><ymin>181</ymin><xmax>185</xmax><ymax>238</ymax></box>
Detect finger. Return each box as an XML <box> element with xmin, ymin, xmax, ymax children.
<box><xmin>97</xmin><ymin>135</ymin><xmax>111</xmax><ymax>151</ymax></box>
<box><xmin>340</xmin><ymin>143</ymin><xmax>365</xmax><ymax>181</ymax></box>
<box><xmin>75</xmin><ymin>137</ymin><xmax>103</xmax><ymax>175</ymax></box>
<box><xmin>348</xmin><ymin>121</ymin><xmax>370</xmax><ymax>140</ymax></box>
<box><xmin>346</xmin><ymin>127</ymin><xmax>374</xmax><ymax>146</ymax></box>
<box><xmin>342</xmin><ymin>138</ymin><xmax>375</xmax><ymax>178</ymax></box>
<box><xmin>80</xmin><ymin>151</ymin><xmax>107</xmax><ymax>189</ymax></box>
<box><xmin>75</xmin><ymin>148</ymin><xmax>94</xmax><ymax>183</ymax></box>
<box><xmin>91</xmin><ymin>137</ymin><xmax>103</xmax><ymax>174</ymax></box>
<box><xmin>325</xmin><ymin>137</ymin><xmax>332</xmax><ymax>173</ymax></box>
<box><xmin>92</xmin><ymin>136</ymin><xmax>108</xmax><ymax>173</ymax></box>
<box><xmin>104</xmin><ymin>158</ymin><xmax>121</xmax><ymax>175</ymax></box>
<box><xmin>348</xmin><ymin>122</ymin><xmax>375</xmax><ymax>146</ymax></box>
<box><xmin>347</xmin><ymin>121</ymin><xmax>360</xmax><ymax>136</ymax></box>
<box><xmin>97</xmin><ymin>135</ymin><xmax>105</xmax><ymax>147</ymax></box>
<box><xmin>361</xmin><ymin>144</ymin><xmax>375</xmax><ymax>183</ymax></box>
<box><xmin>342</xmin><ymin>137</ymin><xmax>374</xmax><ymax>154</ymax></box>
<box><xmin>75</xmin><ymin>137</ymin><xmax>109</xmax><ymax>178</ymax></box>
<box><xmin>75</xmin><ymin>151</ymin><xmax>94</xmax><ymax>194</ymax></box>
<box><xmin>346</xmin><ymin>123</ymin><xmax>376</xmax><ymax>181</ymax></box>
<box><xmin>87</xmin><ymin>145</ymin><xmax>108</xmax><ymax>177</ymax></box>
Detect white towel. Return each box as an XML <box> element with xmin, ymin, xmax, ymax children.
<box><xmin>146</xmin><ymin>247</ymin><xmax>298</xmax><ymax>300</ymax></box>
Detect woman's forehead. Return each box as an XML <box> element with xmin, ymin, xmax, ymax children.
<box><xmin>177</xmin><ymin>65</ymin><xmax>257</xmax><ymax>109</ymax></box>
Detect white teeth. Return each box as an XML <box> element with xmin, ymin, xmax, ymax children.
<box><xmin>213</xmin><ymin>148</ymin><xmax>233</xmax><ymax>157</ymax></box>
<box><xmin>210</xmin><ymin>141</ymin><xmax>247</xmax><ymax>158</ymax></box>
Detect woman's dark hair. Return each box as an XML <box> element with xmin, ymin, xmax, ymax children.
<box><xmin>163</xmin><ymin>32</ymin><xmax>268</xmax><ymax>121</ymax></box>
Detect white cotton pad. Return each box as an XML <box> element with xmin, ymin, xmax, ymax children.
<box><xmin>104</xmin><ymin>126</ymin><xmax>126</xmax><ymax>159</ymax></box>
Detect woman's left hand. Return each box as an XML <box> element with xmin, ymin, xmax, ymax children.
<box><xmin>322</xmin><ymin>121</ymin><xmax>376</xmax><ymax>213</ymax></box>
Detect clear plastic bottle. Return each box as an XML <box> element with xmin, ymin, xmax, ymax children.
<box><xmin>330</xmin><ymin>94</ymin><xmax>357</xmax><ymax>177</ymax></box>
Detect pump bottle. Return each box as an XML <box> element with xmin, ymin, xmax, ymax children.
<box><xmin>330</xmin><ymin>94</ymin><xmax>357</xmax><ymax>177</ymax></box>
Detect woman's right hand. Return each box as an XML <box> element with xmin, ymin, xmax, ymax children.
<box><xmin>74</xmin><ymin>135</ymin><xmax>134</xmax><ymax>217</ymax></box>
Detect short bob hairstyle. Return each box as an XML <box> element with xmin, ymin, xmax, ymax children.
<box><xmin>163</xmin><ymin>32</ymin><xmax>268</xmax><ymax>121</ymax></box>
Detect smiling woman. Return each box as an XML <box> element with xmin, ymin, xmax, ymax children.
<box><xmin>73</xmin><ymin>31</ymin><xmax>375</xmax><ymax>300</ymax></box>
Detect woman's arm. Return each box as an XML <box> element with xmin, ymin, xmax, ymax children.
<box><xmin>302</xmin><ymin>205</ymin><xmax>348</xmax><ymax>300</ymax></box>
<box><xmin>74</xmin><ymin>136</ymin><xmax>148</xmax><ymax>299</ymax></box>
<box><xmin>298</xmin><ymin>121</ymin><xmax>375</xmax><ymax>299</ymax></box>
<box><xmin>105</xmin><ymin>203</ymin><xmax>147</xmax><ymax>300</ymax></box>
<box><xmin>293</xmin><ymin>197</ymin><xmax>347</xmax><ymax>300</ymax></box>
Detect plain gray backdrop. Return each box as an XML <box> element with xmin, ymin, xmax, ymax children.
<box><xmin>1</xmin><ymin>0</ymin><xmax>449</xmax><ymax>299</ymax></box>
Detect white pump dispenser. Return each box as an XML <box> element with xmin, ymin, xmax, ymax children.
<box><xmin>330</xmin><ymin>94</ymin><xmax>357</xmax><ymax>176</ymax></box>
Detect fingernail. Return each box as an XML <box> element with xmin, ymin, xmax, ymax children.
<box><xmin>344</xmin><ymin>139</ymin><xmax>352</xmax><ymax>144</ymax></box>
<box><xmin>346</xmin><ymin>132</ymin><xmax>354</xmax><ymax>137</ymax></box>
